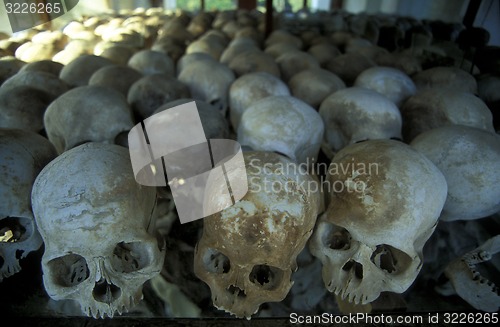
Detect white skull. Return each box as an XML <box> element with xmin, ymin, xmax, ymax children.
<box><xmin>229</xmin><ymin>72</ymin><xmax>290</xmax><ymax>130</ymax></box>
<box><xmin>178</xmin><ymin>59</ymin><xmax>235</xmax><ymax>116</ymax></box>
<box><xmin>0</xmin><ymin>129</ymin><xmax>57</xmax><ymax>281</ymax></box>
<box><xmin>194</xmin><ymin>152</ymin><xmax>320</xmax><ymax>318</ymax></box>
<box><xmin>319</xmin><ymin>87</ymin><xmax>402</xmax><ymax>159</ymax></box>
<box><xmin>354</xmin><ymin>66</ymin><xmax>416</xmax><ymax>107</ymax></box>
<box><xmin>44</xmin><ymin>85</ymin><xmax>135</xmax><ymax>153</ymax></box>
<box><xmin>310</xmin><ymin>140</ymin><xmax>447</xmax><ymax>304</ymax></box>
<box><xmin>411</xmin><ymin>125</ymin><xmax>500</xmax><ymax>221</ymax></box>
<box><xmin>402</xmin><ymin>89</ymin><xmax>495</xmax><ymax>142</ymax></box>
<box><xmin>31</xmin><ymin>143</ymin><xmax>165</xmax><ymax>318</ymax></box>
<box><xmin>127</xmin><ymin>50</ymin><xmax>175</xmax><ymax>77</ymax></box>
<box><xmin>238</xmin><ymin>96</ymin><xmax>324</xmax><ymax>167</ymax></box>
<box><xmin>289</xmin><ymin>68</ymin><xmax>346</xmax><ymax>109</ymax></box>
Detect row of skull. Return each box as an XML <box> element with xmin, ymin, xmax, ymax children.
<box><xmin>1</xmin><ymin>7</ymin><xmax>499</xmax><ymax>319</ymax></box>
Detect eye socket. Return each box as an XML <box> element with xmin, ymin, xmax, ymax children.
<box><xmin>111</xmin><ymin>242</ymin><xmax>152</xmax><ymax>273</ymax></box>
<box><xmin>0</xmin><ymin>217</ymin><xmax>31</xmax><ymax>243</ymax></box>
<box><xmin>370</xmin><ymin>244</ymin><xmax>413</xmax><ymax>274</ymax></box>
<box><xmin>249</xmin><ymin>265</ymin><xmax>284</xmax><ymax>291</ymax></box>
<box><xmin>321</xmin><ymin>222</ymin><xmax>352</xmax><ymax>251</ymax></box>
<box><xmin>47</xmin><ymin>253</ymin><xmax>90</xmax><ymax>287</ymax></box>
<box><xmin>202</xmin><ymin>248</ymin><xmax>230</xmax><ymax>274</ymax></box>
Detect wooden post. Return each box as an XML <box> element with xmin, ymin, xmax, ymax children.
<box><xmin>303</xmin><ymin>0</ymin><xmax>308</xmax><ymax>9</ymax></box>
<box><xmin>200</xmin><ymin>0</ymin><xmax>205</xmax><ymax>11</ymax></box>
<box><xmin>331</xmin><ymin>0</ymin><xmax>343</xmax><ymax>10</ymax></box>
<box><xmin>238</xmin><ymin>0</ymin><xmax>257</xmax><ymax>10</ymax></box>
<box><xmin>265</xmin><ymin>0</ymin><xmax>273</xmax><ymax>37</ymax></box>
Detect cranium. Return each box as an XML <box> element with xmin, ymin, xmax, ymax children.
<box><xmin>59</xmin><ymin>55</ymin><xmax>114</xmax><ymax>87</ymax></box>
<box><xmin>127</xmin><ymin>74</ymin><xmax>191</xmax><ymax>120</ymax></box>
<box><xmin>44</xmin><ymin>85</ymin><xmax>135</xmax><ymax>153</ymax></box>
<box><xmin>401</xmin><ymin>88</ymin><xmax>495</xmax><ymax>141</ymax></box>
<box><xmin>310</xmin><ymin>140</ymin><xmax>447</xmax><ymax>304</ymax></box>
<box><xmin>411</xmin><ymin>125</ymin><xmax>500</xmax><ymax>221</ymax></box>
<box><xmin>289</xmin><ymin>68</ymin><xmax>346</xmax><ymax>109</ymax></box>
<box><xmin>229</xmin><ymin>72</ymin><xmax>290</xmax><ymax>130</ymax></box>
<box><xmin>238</xmin><ymin>95</ymin><xmax>324</xmax><ymax>167</ymax></box>
<box><xmin>443</xmin><ymin>235</ymin><xmax>500</xmax><ymax>312</ymax></box>
<box><xmin>0</xmin><ymin>128</ymin><xmax>57</xmax><ymax>281</ymax></box>
<box><xmin>31</xmin><ymin>142</ymin><xmax>165</xmax><ymax>318</ymax></box>
<box><xmin>127</xmin><ymin>50</ymin><xmax>175</xmax><ymax>77</ymax></box>
<box><xmin>412</xmin><ymin>67</ymin><xmax>477</xmax><ymax>93</ymax></box>
<box><xmin>354</xmin><ymin>66</ymin><xmax>417</xmax><ymax>107</ymax></box>
<box><xmin>194</xmin><ymin>151</ymin><xmax>320</xmax><ymax>318</ymax></box>
<box><xmin>88</xmin><ymin>65</ymin><xmax>143</xmax><ymax>97</ymax></box>
<box><xmin>178</xmin><ymin>59</ymin><xmax>235</xmax><ymax>116</ymax></box>
<box><xmin>319</xmin><ymin>87</ymin><xmax>402</xmax><ymax>159</ymax></box>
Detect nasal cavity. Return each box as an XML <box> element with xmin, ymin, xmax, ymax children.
<box><xmin>342</xmin><ymin>260</ymin><xmax>363</xmax><ymax>279</ymax></box>
<box><xmin>93</xmin><ymin>279</ymin><xmax>121</xmax><ymax>304</ymax></box>
<box><xmin>227</xmin><ymin>285</ymin><xmax>246</xmax><ymax>298</ymax></box>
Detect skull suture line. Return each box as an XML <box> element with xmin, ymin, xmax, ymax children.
<box><xmin>194</xmin><ymin>152</ymin><xmax>321</xmax><ymax>319</ymax></box>
<box><xmin>31</xmin><ymin>143</ymin><xmax>165</xmax><ymax>318</ymax></box>
<box><xmin>310</xmin><ymin>140</ymin><xmax>447</xmax><ymax>305</ymax></box>
<box><xmin>0</xmin><ymin>129</ymin><xmax>57</xmax><ymax>281</ymax></box>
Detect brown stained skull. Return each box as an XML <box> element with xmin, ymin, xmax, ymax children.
<box><xmin>194</xmin><ymin>152</ymin><xmax>320</xmax><ymax>318</ymax></box>
<box><xmin>310</xmin><ymin>140</ymin><xmax>447</xmax><ymax>305</ymax></box>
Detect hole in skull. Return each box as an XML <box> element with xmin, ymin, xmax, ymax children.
<box><xmin>249</xmin><ymin>265</ymin><xmax>284</xmax><ymax>290</ymax></box>
<box><xmin>114</xmin><ymin>131</ymin><xmax>129</xmax><ymax>148</ymax></box>
<box><xmin>202</xmin><ymin>248</ymin><xmax>230</xmax><ymax>274</ymax></box>
<box><xmin>227</xmin><ymin>285</ymin><xmax>247</xmax><ymax>298</ymax></box>
<box><xmin>342</xmin><ymin>260</ymin><xmax>363</xmax><ymax>279</ymax></box>
<box><xmin>15</xmin><ymin>249</ymin><xmax>24</xmax><ymax>260</ymax></box>
<box><xmin>0</xmin><ymin>255</ymin><xmax>4</xmax><ymax>269</ymax></box>
<box><xmin>371</xmin><ymin>244</ymin><xmax>412</xmax><ymax>274</ymax></box>
<box><xmin>47</xmin><ymin>254</ymin><xmax>90</xmax><ymax>287</ymax></box>
<box><xmin>93</xmin><ymin>279</ymin><xmax>122</xmax><ymax>304</ymax></box>
<box><xmin>209</xmin><ymin>98</ymin><xmax>223</xmax><ymax>111</ymax></box>
<box><xmin>111</xmin><ymin>242</ymin><xmax>151</xmax><ymax>273</ymax></box>
<box><xmin>390</xmin><ymin>137</ymin><xmax>403</xmax><ymax>142</ymax></box>
<box><xmin>354</xmin><ymin>139</ymin><xmax>369</xmax><ymax>144</ymax></box>
<box><xmin>0</xmin><ymin>217</ymin><xmax>28</xmax><ymax>242</ymax></box>
<box><xmin>322</xmin><ymin>223</ymin><xmax>351</xmax><ymax>251</ymax></box>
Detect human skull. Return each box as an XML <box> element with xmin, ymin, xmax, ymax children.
<box><xmin>238</xmin><ymin>96</ymin><xmax>324</xmax><ymax>167</ymax></box>
<box><xmin>412</xmin><ymin>67</ymin><xmax>477</xmax><ymax>93</ymax></box>
<box><xmin>229</xmin><ymin>72</ymin><xmax>290</xmax><ymax>130</ymax></box>
<box><xmin>411</xmin><ymin>125</ymin><xmax>500</xmax><ymax>221</ymax></box>
<box><xmin>289</xmin><ymin>68</ymin><xmax>346</xmax><ymax>109</ymax></box>
<box><xmin>31</xmin><ymin>143</ymin><xmax>165</xmax><ymax>318</ymax></box>
<box><xmin>0</xmin><ymin>86</ymin><xmax>52</xmax><ymax>133</ymax></box>
<box><xmin>444</xmin><ymin>235</ymin><xmax>500</xmax><ymax>312</ymax></box>
<box><xmin>228</xmin><ymin>50</ymin><xmax>281</xmax><ymax>78</ymax></box>
<box><xmin>178</xmin><ymin>59</ymin><xmax>235</xmax><ymax>116</ymax></box>
<box><xmin>0</xmin><ymin>128</ymin><xmax>57</xmax><ymax>281</ymax></box>
<box><xmin>194</xmin><ymin>151</ymin><xmax>320</xmax><ymax>318</ymax></box>
<box><xmin>127</xmin><ymin>50</ymin><xmax>175</xmax><ymax>77</ymax></box>
<box><xmin>319</xmin><ymin>87</ymin><xmax>402</xmax><ymax>159</ymax></box>
<box><xmin>401</xmin><ymin>89</ymin><xmax>495</xmax><ymax>142</ymax></box>
<box><xmin>354</xmin><ymin>66</ymin><xmax>416</xmax><ymax>107</ymax></box>
<box><xmin>310</xmin><ymin>140</ymin><xmax>447</xmax><ymax>304</ymax></box>
<box><xmin>59</xmin><ymin>55</ymin><xmax>114</xmax><ymax>87</ymax></box>
<box><xmin>44</xmin><ymin>85</ymin><xmax>135</xmax><ymax>153</ymax></box>
<box><xmin>326</xmin><ymin>53</ymin><xmax>376</xmax><ymax>86</ymax></box>
<box><xmin>275</xmin><ymin>51</ymin><xmax>320</xmax><ymax>82</ymax></box>
<box><xmin>88</xmin><ymin>65</ymin><xmax>142</xmax><ymax>97</ymax></box>
<box><xmin>127</xmin><ymin>74</ymin><xmax>191</xmax><ymax>120</ymax></box>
